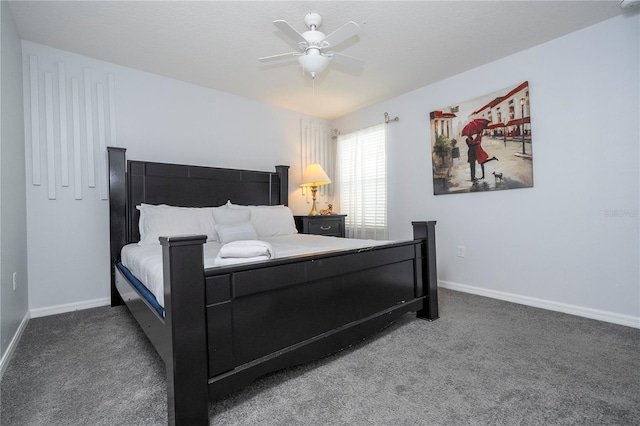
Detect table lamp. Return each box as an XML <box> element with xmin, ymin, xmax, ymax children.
<box><xmin>300</xmin><ymin>163</ymin><xmax>331</xmax><ymax>215</ymax></box>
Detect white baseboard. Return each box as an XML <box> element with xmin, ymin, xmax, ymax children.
<box><xmin>0</xmin><ymin>311</ymin><xmax>30</xmax><ymax>380</ymax></box>
<box><xmin>30</xmin><ymin>297</ymin><xmax>111</xmax><ymax>319</ymax></box>
<box><xmin>439</xmin><ymin>280</ymin><xmax>640</xmax><ymax>329</ymax></box>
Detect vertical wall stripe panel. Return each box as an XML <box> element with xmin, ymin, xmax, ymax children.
<box><xmin>300</xmin><ymin>119</ymin><xmax>306</xmax><ymax>197</ymax></box>
<box><xmin>322</xmin><ymin>124</ymin><xmax>328</xmax><ymax>196</ymax></box>
<box><xmin>96</xmin><ymin>83</ymin><xmax>108</xmax><ymax>200</ymax></box>
<box><xmin>314</xmin><ymin>123</ymin><xmax>321</xmax><ymax>195</ymax></box>
<box><xmin>44</xmin><ymin>73</ymin><xmax>56</xmax><ymax>200</ymax></box>
<box><xmin>83</xmin><ymin>68</ymin><xmax>96</xmax><ymax>188</ymax></box>
<box><xmin>301</xmin><ymin>121</ymin><xmax>309</xmax><ymax>198</ymax></box>
<box><xmin>108</xmin><ymin>74</ymin><xmax>117</xmax><ymax>147</ymax></box>
<box><xmin>71</xmin><ymin>78</ymin><xmax>82</xmax><ymax>200</ymax></box>
<box><xmin>26</xmin><ymin>54</ymin><xmax>116</xmax><ymax>201</ymax></box>
<box><xmin>29</xmin><ymin>55</ymin><xmax>41</xmax><ymax>186</ymax></box>
<box><xmin>299</xmin><ymin>119</ymin><xmax>335</xmax><ymax>201</ymax></box>
<box><xmin>58</xmin><ymin>62</ymin><xmax>69</xmax><ymax>187</ymax></box>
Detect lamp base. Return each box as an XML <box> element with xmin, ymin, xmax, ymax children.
<box><xmin>308</xmin><ymin>186</ymin><xmax>319</xmax><ymax>215</ymax></box>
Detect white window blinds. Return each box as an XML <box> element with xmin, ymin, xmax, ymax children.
<box><xmin>337</xmin><ymin>123</ymin><xmax>387</xmax><ymax>240</ymax></box>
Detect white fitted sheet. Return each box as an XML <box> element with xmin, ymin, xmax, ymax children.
<box><xmin>121</xmin><ymin>234</ymin><xmax>391</xmax><ymax>308</ymax></box>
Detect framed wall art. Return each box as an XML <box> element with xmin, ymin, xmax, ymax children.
<box><xmin>430</xmin><ymin>81</ymin><xmax>534</xmax><ymax>195</ymax></box>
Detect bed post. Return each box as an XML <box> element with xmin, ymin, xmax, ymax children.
<box><xmin>108</xmin><ymin>147</ymin><xmax>127</xmax><ymax>307</ymax></box>
<box><xmin>412</xmin><ymin>221</ymin><xmax>439</xmax><ymax>320</ymax></box>
<box><xmin>160</xmin><ymin>235</ymin><xmax>209</xmax><ymax>426</ymax></box>
<box><xmin>275</xmin><ymin>165</ymin><xmax>289</xmax><ymax>206</ymax></box>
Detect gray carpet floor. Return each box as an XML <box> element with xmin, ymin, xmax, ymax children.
<box><xmin>1</xmin><ymin>289</ymin><xmax>638</xmax><ymax>425</ymax></box>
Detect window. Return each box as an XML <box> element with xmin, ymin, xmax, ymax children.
<box><xmin>337</xmin><ymin>123</ymin><xmax>387</xmax><ymax>240</ymax></box>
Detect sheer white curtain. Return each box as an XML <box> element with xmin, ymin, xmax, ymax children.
<box><xmin>337</xmin><ymin>123</ymin><xmax>387</xmax><ymax>240</ymax></box>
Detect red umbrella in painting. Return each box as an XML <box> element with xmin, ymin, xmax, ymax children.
<box><xmin>461</xmin><ymin>118</ymin><xmax>490</xmax><ymax>137</ymax></box>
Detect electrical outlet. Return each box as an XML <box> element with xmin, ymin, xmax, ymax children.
<box><xmin>13</xmin><ymin>272</ymin><xmax>17</xmax><ymax>291</ymax></box>
<box><xmin>457</xmin><ymin>246</ymin><xmax>466</xmax><ymax>258</ymax></box>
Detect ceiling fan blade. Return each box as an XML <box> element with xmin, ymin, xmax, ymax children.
<box><xmin>323</xmin><ymin>21</ymin><xmax>360</xmax><ymax>48</ymax></box>
<box><xmin>259</xmin><ymin>52</ymin><xmax>298</xmax><ymax>62</ymax></box>
<box><xmin>327</xmin><ymin>52</ymin><xmax>365</xmax><ymax>69</ymax></box>
<box><xmin>273</xmin><ymin>20</ymin><xmax>307</xmax><ymax>45</ymax></box>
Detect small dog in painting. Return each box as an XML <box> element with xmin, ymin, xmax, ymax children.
<box><xmin>492</xmin><ymin>171</ymin><xmax>503</xmax><ymax>182</ymax></box>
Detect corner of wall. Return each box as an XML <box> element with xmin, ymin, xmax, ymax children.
<box><xmin>0</xmin><ymin>312</ymin><xmax>29</xmax><ymax>379</ymax></box>
<box><xmin>1</xmin><ymin>0</ymin><xmax>29</xmax><ymax>365</ymax></box>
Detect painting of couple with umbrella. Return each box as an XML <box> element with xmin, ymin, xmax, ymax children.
<box><xmin>429</xmin><ymin>80</ymin><xmax>534</xmax><ymax>195</ymax></box>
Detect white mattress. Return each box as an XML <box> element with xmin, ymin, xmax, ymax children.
<box><xmin>121</xmin><ymin>234</ymin><xmax>391</xmax><ymax>308</ymax></box>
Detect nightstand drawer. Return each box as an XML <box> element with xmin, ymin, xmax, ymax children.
<box><xmin>307</xmin><ymin>218</ymin><xmax>343</xmax><ymax>236</ymax></box>
<box><xmin>294</xmin><ymin>215</ymin><xmax>346</xmax><ymax>238</ymax></box>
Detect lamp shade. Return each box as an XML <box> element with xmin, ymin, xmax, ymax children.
<box><xmin>300</xmin><ymin>163</ymin><xmax>331</xmax><ymax>187</ymax></box>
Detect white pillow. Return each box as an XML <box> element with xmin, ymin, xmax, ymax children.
<box><xmin>216</xmin><ymin>221</ymin><xmax>258</xmax><ymax>244</ymax></box>
<box><xmin>212</xmin><ymin>206</ymin><xmax>251</xmax><ymax>225</ymax></box>
<box><xmin>137</xmin><ymin>204</ymin><xmax>217</xmax><ymax>245</ymax></box>
<box><xmin>228</xmin><ymin>202</ymin><xmax>298</xmax><ymax>237</ymax></box>
<box><xmin>249</xmin><ymin>205</ymin><xmax>298</xmax><ymax>237</ymax></box>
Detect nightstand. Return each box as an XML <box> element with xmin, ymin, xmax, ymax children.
<box><xmin>294</xmin><ymin>215</ymin><xmax>346</xmax><ymax>238</ymax></box>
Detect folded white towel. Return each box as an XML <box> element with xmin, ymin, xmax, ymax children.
<box><xmin>213</xmin><ymin>255</ymin><xmax>270</xmax><ymax>267</ymax></box>
<box><xmin>218</xmin><ymin>240</ymin><xmax>275</xmax><ymax>259</ymax></box>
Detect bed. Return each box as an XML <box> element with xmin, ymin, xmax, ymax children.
<box><xmin>107</xmin><ymin>147</ymin><xmax>439</xmax><ymax>425</ymax></box>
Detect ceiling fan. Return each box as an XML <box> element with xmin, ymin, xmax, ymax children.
<box><xmin>259</xmin><ymin>12</ymin><xmax>364</xmax><ymax>79</ymax></box>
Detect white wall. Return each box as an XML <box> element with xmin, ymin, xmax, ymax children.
<box><xmin>333</xmin><ymin>14</ymin><xmax>640</xmax><ymax>326</ymax></box>
<box><xmin>21</xmin><ymin>42</ymin><xmax>327</xmax><ymax>315</ymax></box>
<box><xmin>1</xmin><ymin>1</ymin><xmax>29</xmax><ymax>372</ymax></box>
<box><xmin>17</xmin><ymin>14</ymin><xmax>640</xmax><ymax>327</ymax></box>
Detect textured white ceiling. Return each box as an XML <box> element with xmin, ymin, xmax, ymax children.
<box><xmin>8</xmin><ymin>1</ymin><xmax>628</xmax><ymax>119</ymax></box>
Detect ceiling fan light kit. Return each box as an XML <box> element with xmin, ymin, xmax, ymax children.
<box><xmin>298</xmin><ymin>49</ymin><xmax>330</xmax><ymax>78</ymax></box>
<box><xmin>259</xmin><ymin>12</ymin><xmax>364</xmax><ymax>80</ymax></box>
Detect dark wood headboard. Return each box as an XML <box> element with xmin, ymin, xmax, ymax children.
<box><xmin>107</xmin><ymin>147</ymin><xmax>290</xmax><ymax>305</ymax></box>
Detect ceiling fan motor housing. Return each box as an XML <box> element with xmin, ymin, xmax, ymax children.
<box><xmin>304</xmin><ymin>12</ymin><xmax>323</xmax><ymax>30</ymax></box>
<box><xmin>302</xmin><ymin>30</ymin><xmax>327</xmax><ymax>48</ymax></box>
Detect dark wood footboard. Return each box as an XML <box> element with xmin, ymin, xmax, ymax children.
<box><xmin>154</xmin><ymin>225</ymin><xmax>437</xmax><ymax>425</ymax></box>
<box><xmin>203</xmin><ymin>235</ymin><xmax>436</xmax><ymax>399</ymax></box>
